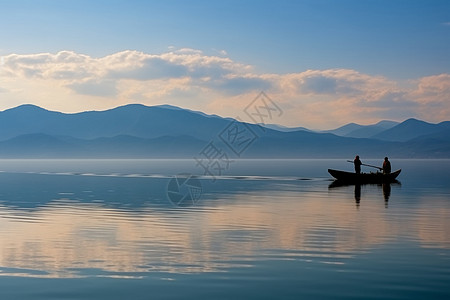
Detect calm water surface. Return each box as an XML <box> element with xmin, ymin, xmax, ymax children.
<box><xmin>0</xmin><ymin>159</ymin><xmax>449</xmax><ymax>299</ymax></box>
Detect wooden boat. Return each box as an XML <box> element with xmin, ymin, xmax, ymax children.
<box><xmin>328</xmin><ymin>169</ymin><xmax>401</xmax><ymax>183</ymax></box>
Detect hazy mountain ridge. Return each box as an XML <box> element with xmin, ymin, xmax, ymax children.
<box><xmin>371</xmin><ymin>118</ymin><xmax>450</xmax><ymax>142</ymax></box>
<box><xmin>0</xmin><ymin>104</ymin><xmax>449</xmax><ymax>158</ymax></box>
<box><xmin>0</xmin><ymin>133</ymin><xmax>207</xmax><ymax>158</ymax></box>
<box><xmin>322</xmin><ymin>120</ymin><xmax>399</xmax><ymax>138</ymax></box>
<box><xmin>0</xmin><ymin>104</ymin><xmax>232</xmax><ymax>141</ymax></box>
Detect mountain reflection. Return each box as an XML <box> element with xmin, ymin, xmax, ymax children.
<box><xmin>0</xmin><ymin>174</ymin><xmax>447</xmax><ymax>279</ymax></box>
<box><xmin>0</xmin><ymin>160</ymin><xmax>447</xmax><ymax>280</ymax></box>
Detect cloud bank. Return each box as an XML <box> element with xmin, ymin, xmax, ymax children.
<box><xmin>0</xmin><ymin>49</ymin><xmax>449</xmax><ymax>128</ymax></box>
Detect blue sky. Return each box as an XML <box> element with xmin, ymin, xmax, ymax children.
<box><xmin>0</xmin><ymin>0</ymin><xmax>449</xmax><ymax>128</ymax></box>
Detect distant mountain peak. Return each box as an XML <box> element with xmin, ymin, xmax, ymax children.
<box><xmin>154</xmin><ymin>104</ymin><xmax>183</xmax><ymax>110</ymax></box>
<box><xmin>371</xmin><ymin>118</ymin><xmax>444</xmax><ymax>142</ymax></box>
<box><xmin>323</xmin><ymin>120</ymin><xmax>399</xmax><ymax>138</ymax></box>
<box><xmin>2</xmin><ymin>104</ymin><xmax>48</xmax><ymax>112</ymax></box>
<box><xmin>261</xmin><ymin>123</ymin><xmax>312</xmax><ymax>132</ymax></box>
<box><xmin>374</xmin><ymin>120</ymin><xmax>399</xmax><ymax>128</ymax></box>
<box><xmin>403</xmin><ymin>118</ymin><xmax>430</xmax><ymax>124</ymax></box>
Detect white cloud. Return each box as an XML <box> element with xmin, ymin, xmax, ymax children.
<box><xmin>407</xmin><ymin>74</ymin><xmax>450</xmax><ymax>120</ymax></box>
<box><xmin>0</xmin><ymin>50</ymin><xmax>449</xmax><ymax>128</ymax></box>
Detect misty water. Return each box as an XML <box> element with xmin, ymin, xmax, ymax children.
<box><xmin>0</xmin><ymin>159</ymin><xmax>449</xmax><ymax>299</ymax></box>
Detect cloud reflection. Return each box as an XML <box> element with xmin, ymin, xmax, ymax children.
<box><xmin>0</xmin><ymin>181</ymin><xmax>448</xmax><ymax>279</ymax></box>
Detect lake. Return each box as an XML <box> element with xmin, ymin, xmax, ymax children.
<box><xmin>0</xmin><ymin>159</ymin><xmax>449</xmax><ymax>299</ymax></box>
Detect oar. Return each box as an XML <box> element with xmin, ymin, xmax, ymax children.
<box><xmin>347</xmin><ymin>160</ymin><xmax>382</xmax><ymax>171</ymax></box>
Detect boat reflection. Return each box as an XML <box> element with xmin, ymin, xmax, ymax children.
<box><xmin>354</xmin><ymin>184</ymin><xmax>361</xmax><ymax>207</ymax></box>
<box><xmin>382</xmin><ymin>183</ymin><xmax>391</xmax><ymax>203</ymax></box>
<box><xmin>329</xmin><ymin>180</ymin><xmax>401</xmax><ymax>208</ymax></box>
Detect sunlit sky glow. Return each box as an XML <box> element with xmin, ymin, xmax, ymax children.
<box><xmin>0</xmin><ymin>0</ymin><xmax>449</xmax><ymax>129</ymax></box>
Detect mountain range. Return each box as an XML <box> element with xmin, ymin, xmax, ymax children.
<box><xmin>323</xmin><ymin>120</ymin><xmax>399</xmax><ymax>138</ymax></box>
<box><xmin>0</xmin><ymin>104</ymin><xmax>449</xmax><ymax>158</ymax></box>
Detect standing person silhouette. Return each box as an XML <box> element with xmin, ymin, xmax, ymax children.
<box><xmin>382</xmin><ymin>157</ymin><xmax>391</xmax><ymax>174</ymax></box>
<box><xmin>354</xmin><ymin>155</ymin><xmax>362</xmax><ymax>174</ymax></box>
